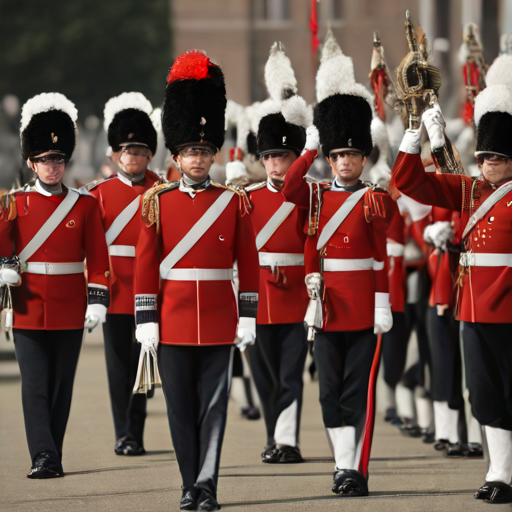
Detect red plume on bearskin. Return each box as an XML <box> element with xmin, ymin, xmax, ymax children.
<box><xmin>166</xmin><ymin>50</ymin><xmax>212</xmax><ymax>84</ymax></box>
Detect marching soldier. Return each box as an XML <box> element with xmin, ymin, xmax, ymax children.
<box><xmin>86</xmin><ymin>92</ymin><xmax>161</xmax><ymax>456</ymax></box>
<box><xmin>0</xmin><ymin>93</ymin><xmax>110</xmax><ymax>478</ymax></box>
<box><xmin>282</xmin><ymin>31</ymin><xmax>393</xmax><ymax>496</ymax></box>
<box><xmin>134</xmin><ymin>50</ymin><xmax>259</xmax><ymax>511</ymax></box>
<box><xmin>392</xmin><ymin>53</ymin><xmax>512</xmax><ymax>504</ymax></box>
<box><xmin>243</xmin><ymin>43</ymin><xmax>311</xmax><ymax>463</ymax></box>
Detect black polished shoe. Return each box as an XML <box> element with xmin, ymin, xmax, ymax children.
<box><xmin>446</xmin><ymin>442</ymin><xmax>464</xmax><ymax>458</ymax></box>
<box><xmin>400</xmin><ymin>423</ymin><xmax>423</xmax><ymax>438</ymax></box>
<box><xmin>27</xmin><ymin>452</ymin><xmax>64</xmax><ymax>479</ymax></box>
<box><xmin>278</xmin><ymin>445</ymin><xmax>304</xmax><ymax>463</ymax></box>
<box><xmin>123</xmin><ymin>439</ymin><xmax>146</xmax><ymax>456</ymax></box>
<box><xmin>434</xmin><ymin>439</ymin><xmax>449</xmax><ymax>451</ymax></box>
<box><xmin>180</xmin><ymin>486</ymin><xmax>199</xmax><ymax>510</ymax></box>
<box><xmin>475</xmin><ymin>481</ymin><xmax>512</xmax><ymax>503</ymax></box>
<box><xmin>422</xmin><ymin>431</ymin><xmax>436</xmax><ymax>444</ymax></box>
<box><xmin>384</xmin><ymin>407</ymin><xmax>398</xmax><ymax>422</ymax></box>
<box><xmin>261</xmin><ymin>445</ymin><xmax>280</xmax><ymax>463</ymax></box>
<box><xmin>241</xmin><ymin>406</ymin><xmax>261</xmax><ymax>420</ymax></box>
<box><xmin>332</xmin><ymin>469</ymin><xmax>369</xmax><ymax>496</ymax></box>
<box><xmin>197</xmin><ymin>489</ymin><xmax>221</xmax><ymax>511</ymax></box>
<box><xmin>464</xmin><ymin>442</ymin><xmax>484</xmax><ymax>458</ymax></box>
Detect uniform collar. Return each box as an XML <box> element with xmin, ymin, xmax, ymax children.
<box><xmin>35</xmin><ymin>178</ymin><xmax>63</xmax><ymax>197</ymax></box>
<box><xmin>179</xmin><ymin>175</ymin><xmax>211</xmax><ymax>198</ymax></box>
<box><xmin>330</xmin><ymin>177</ymin><xmax>365</xmax><ymax>193</ymax></box>
<box><xmin>266</xmin><ymin>178</ymin><xmax>281</xmax><ymax>193</ymax></box>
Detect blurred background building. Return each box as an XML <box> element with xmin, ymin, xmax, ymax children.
<box><xmin>0</xmin><ymin>0</ymin><xmax>511</xmax><ymax>189</ymax></box>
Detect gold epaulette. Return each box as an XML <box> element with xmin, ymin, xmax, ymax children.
<box><xmin>363</xmin><ymin>183</ymin><xmax>387</xmax><ymax>222</ymax></box>
<box><xmin>0</xmin><ymin>191</ymin><xmax>17</xmax><ymax>221</ymax></box>
<box><xmin>141</xmin><ymin>181</ymin><xmax>180</xmax><ymax>228</ymax></box>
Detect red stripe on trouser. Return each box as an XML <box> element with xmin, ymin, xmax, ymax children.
<box><xmin>358</xmin><ymin>333</ymin><xmax>382</xmax><ymax>478</ymax></box>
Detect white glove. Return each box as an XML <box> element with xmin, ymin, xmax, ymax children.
<box><xmin>398</xmin><ymin>128</ymin><xmax>423</xmax><ymax>154</ymax></box>
<box><xmin>235</xmin><ymin>317</ymin><xmax>256</xmax><ymax>352</ymax></box>
<box><xmin>0</xmin><ymin>267</ymin><xmax>21</xmax><ymax>286</ymax></box>
<box><xmin>424</xmin><ymin>221</ymin><xmax>454</xmax><ymax>249</ymax></box>
<box><xmin>374</xmin><ymin>292</ymin><xmax>393</xmax><ymax>334</ymax></box>
<box><xmin>84</xmin><ymin>303</ymin><xmax>107</xmax><ymax>331</ymax></box>
<box><xmin>225</xmin><ymin>160</ymin><xmax>248</xmax><ymax>182</ymax></box>
<box><xmin>304</xmin><ymin>125</ymin><xmax>320</xmax><ymax>152</ymax></box>
<box><xmin>422</xmin><ymin>104</ymin><xmax>446</xmax><ymax>151</ymax></box>
<box><xmin>396</xmin><ymin>193</ymin><xmax>432</xmax><ymax>222</ymax></box>
<box><xmin>135</xmin><ymin>322</ymin><xmax>160</xmax><ymax>352</ymax></box>
<box><xmin>305</xmin><ymin>273</ymin><xmax>323</xmax><ymax>300</ymax></box>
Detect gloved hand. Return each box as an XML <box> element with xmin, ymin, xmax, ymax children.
<box><xmin>225</xmin><ymin>160</ymin><xmax>248</xmax><ymax>182</ymax></box>
<box><xmin>398</xmin><ymin>127</ymin><xmax>423</xmax><ymax>155</ymax></box>
<box><xmin>304</xmin><ymin>125</ymin><xmax>320</xmax><ymax>152</ymax></box>
<box><xmin>305</xmin><ymin>273</ymin><xmax>323</xmax><ymax>300</ymax></box>
<box><xmin>423</xmin><ymin>221</ymin><xmax>454</xmax><ymax>249</ymax></box>
<box><xmin>374</xmin><ymin>292</ymin><xmax>393</xmax><ymax>334</ymax></box>
<box><xmin>422</xmin><ymin>104</ymin><xmax>446</xmax><ymax>151</ymax></box>
<box><xmin>84</xmin><ymin>303</ymin><xmax>107</xmax><ymax>331</ymax></box>
<box><xmin>0</xmin><ymin>267</ymin><xmax>21</xmax><ymax>287</ymax></box>
<box><xmin>396</xmin><ymin>193</ymin><xmax>432</xmax><ymax>222</ymax></box>
<box><xmin>135</xmin><ymin>322</ymin><xmax>160</xmax><ymax>353</ymax></box>
<box><xmin>235</xmin><ymin>317</ymin><xmax>256</xmax><ymax>352</ymax></box>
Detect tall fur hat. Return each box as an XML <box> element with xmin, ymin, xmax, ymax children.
<box><xmin>162</xmin><ymin>50</ymin><xmax>227</xmax><ymax>155</ymax></box>
<box><xmin>256</xmin><ymin>42</ymin><xmax>312</xmax><ymax>156</ymax></box>
<box><xmin>475</xmin><ymin>53</ymin><xmax>512</xmax><ymax>156</ymax></box>
<box><xmin>104</xmin><ymin>92</ymin><xmax>157</xmax><ymax>155</ymax></box>
<box><xmin>314</xmin><ymin>30</ymin><xmax>374</xmax><ymax>157</ymax></box>
<box><xmin>20</xmin><ymin>92</ymin><xmax>78</xmax><ymax>161</ymax></box>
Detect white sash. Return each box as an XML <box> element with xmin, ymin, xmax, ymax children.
<box><xmin>159</xmin><ymin>189</ymin><xmax>235</xmax><ymax>279</ymax></box>
<box><xmin>255</xmin><ymin>202</ymin><xmax>295</xmax><ymax>251</ymax></box>
<box><xmin>105</xmin><ymin>195</ymin><xmax>141</xmax><ymax>246</ymax></box>
<box><xmin>18</xmin><ymin>189</ymin><xmax>80</xmax><ymax>263</ymax></box>
<box><xmin>462</xmin><ymin>180</ymin><xmax>512</xmax><ymax>239</ymax></box>
<box><xmin>316</xmin><ymin>187</ymin><xmax>367</xmax><ymax>251</ymax></box>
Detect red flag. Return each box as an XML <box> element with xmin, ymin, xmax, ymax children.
<box><xmin>310</xmin><ymin>0</ymin><xmax>319</xmax><ymax>54</ymax></box>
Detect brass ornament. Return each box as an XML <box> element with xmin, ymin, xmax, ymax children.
<box><xmin>51</xmin><ymin>133</ymin><xmax>58</xmax><ymax>143</ymax></box>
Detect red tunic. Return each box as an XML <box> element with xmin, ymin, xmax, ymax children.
<box><xmin>282</xmin><ymin>150</ymin><xmax>390</xmax><ymax>332</ymax></box>
<box><xmin>246</xmin><ymin>181</ymin><xmax>309</xmax><ymax>324</ymax></box>
<box><xmin>392</xmin><ymin>151</ymin><xmax>512</xmax><ymax>323</ymax></box>
<box><xmin>88</xmin><ymin>171</ymin><xmax>161</xmax><ymax>315</ymax></box>
<box><xmin>0</xmin><ymin>186</ymin><xmax>110</xmax><ymax>330</ymax></box>
<box><xmin>386</xmin><ymin>203</ymin><xmax>405</xmax><ymax>313</ymax></box>
<box><xmin>135</xmin><ymin>181</ymin><xmax>260</xmax><ymax>346</ymax></box>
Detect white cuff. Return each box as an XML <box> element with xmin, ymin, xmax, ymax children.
<box><xmin>375</xmin><ymin>292</ymin><xmax>390</xmax><ymax>308</ymax></box>
<box><xmin>88</xmin><ymin>283</ymin><xmax>109</xmax><ymax>290</ymax></box>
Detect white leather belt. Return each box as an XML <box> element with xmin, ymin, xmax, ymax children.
<box><xmin>24</xmin><ymin>262</ymin><xmax>85</xmax><ymax>275</ymax></box>
<box><xmin>459</xmin><ymin>252</ymin><xmax>512</xmax><ymax>267</ymax></box>
<box><xmin>323</xmin><ymin>258</ymin><xmax>384</xmax><ymax>272</ymax></box>
<box><xmin>258</xmin><ymin>252</ymin><xmax>304</xmax><ymax>268</ymax></box>
<box><xmin>161</xmin><ymin>268</ymin><xmax>234</xmax><ymax>281</ymax></box>
<box><xmin>109</xmin><ymin>245</ymin><xmax>136</xmax><ymax>257</ymax></box>
<box><xmin>387</xmin><ymin>242</ymin><xmax>405</xmax><ymax>257</ymax></box>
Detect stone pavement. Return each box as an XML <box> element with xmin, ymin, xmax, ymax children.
<box><xmin>0</xmin><ymin>332</ymin><xmax>509</xmax><ymax>512</ymax></box>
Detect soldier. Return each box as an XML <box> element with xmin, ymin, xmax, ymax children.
<box><xmin>134</xmin><ymin>50</ymin><xmax>259</xmax><ymax>511</ymax></box>
<box><xmin>86</xmin><ymin>92</ymin><xmax>161</xmax><ymax>456</ymax></box>
<box><xmin>0</xmin><ymin>93</ymin><xmax>110</xmax><ymax>478</ymax></box>
<box><xmin>392</xmin><ymin>53</ymin><xmax>512</xmax><ymax>504</ymax></box>
<box><xmin>282</xmin><ymin>31</ymin><xmax>393</xmax><ymax>497</ymax></box>
<box><xmin>242</xmin><ymin>43</ymin><xmax>312</xmax><ymax>463</ymax></box>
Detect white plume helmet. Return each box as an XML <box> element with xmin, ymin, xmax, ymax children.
<box><xmin>265</xmin><ymin>42</ymin><xmax>298</xmax><ymax>102</ymax></box>
<box><xmin>20</xmin><ymin>92</ymin><xmax>77</xmax><ymax>134</ymax></box>
<box><xmin>474</xmin><ymin>84</ymin><xmax>512</xmax><ymax>126</ymax></box>
<box><xmin>150</xmin><ymin>108</ymin><xmax>162</xmax><ymax>133</ymax></box>
<box><xmin>225</xmin><ymin>99</ymin><xmax>244</xmax><ymax>130</ymax></box>
<box><xmin>486</xmin><ymin>54</ymin><xmax>512</xmax><ymax>87</ymax></box>
<box><xmin>369</xmin><ymin>117</ymin><xmax>391</xmax><ymax>187</ymax></box>
<box><xmin>253</xmin><ymin>98</ymin><xmax>281</xmax><ymax>134</ymax></box>
<box><xmin>316</xmin><ymin>29</ymin><xmax>373</xmax><ymax>108</ymax></box>
<box><xmin>103</xmin><ymin>92</ymin><xmax>153</xmax><ymax>132</ymax></box>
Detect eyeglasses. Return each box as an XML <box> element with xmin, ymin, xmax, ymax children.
<box><xmin>475</xmin><ymin>153</ymin><xmax>510</xmax><ymax>166</ymax></box>
<box><xmin>121</xmin><ymin>147</ymin><xmax>152</xmax><ymax>158</ymax></box>
<box><xmin>30</xmin><ymin>154</ymin><xmax>68</xmax><ymax>165</ymax></box>
<box><xmin>180</xmin><ymin>147</ymin><xmax>215</xmax><ymax>158</ymax></box>
<box><xmin>328</xmin><ymin>150</ymin><xmax>363</xmax><ymax>162</ymax></box>
<box><xmin>261</xmin><ymin>152</ymin><xmax>290</xmax><ymax>161</ymax></box>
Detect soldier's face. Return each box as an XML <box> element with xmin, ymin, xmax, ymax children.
<box><xmin>477</xmin><ymin>154</ymin><xmax>512</xmax><ymax>186</ymax></box>
<box><xmin>118</xmin><ymin>146</ymin><xmax>152</xmax><ymax>175</ymax></box>
<box><xmin>327</xmin><ymin>149</ymin><xmax>366</xmax><ymax>185</ymax></box>
<box><xmin>175</xmin><ymin>146</ymin><xmax>215</xmax><ymax>182</ymax></box>
<box><xmin>261</xmin><ymin>151</ymin><xmax>297</xmax><ymax>185</ymax></box>
<box><xmin>29</xmin><ymin>152</ymin><xmax>66</xmax><ymax>185</ymax></box>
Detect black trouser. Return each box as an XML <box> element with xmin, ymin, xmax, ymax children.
<box><xmin>103</xmin><ymin>314</ymin><xmax>147</xmax><ymax>445</ymax></box>
<box><xmin>248</xmin><ymin>322</ymin><xmax>308</xmax><ymax>447</ymax></box>
<box><xmin>314</xmin><ymin>328</ymin><xmax>377</xmax><ymax>429</ymax></box>
<box><xmin>462</xmin><ymin>322</ymin><xmax>512</xmax><ymax>430</ymax></box>
<box><xmin>159</xmin><ymin>344</ymin><xmax>233</xmax><ymax>497</ymax></box>
<box><xmin>382</xmin><ymin>312</ymin><xmax>408</xmax><ymax>389</ymax></box>
<box><xmin>13</xmin><ymin>328</ymin><xmax>83</xmax><ymax>468</ymax></box>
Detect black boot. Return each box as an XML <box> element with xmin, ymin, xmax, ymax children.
<box><xmin>180</xmin><ymin>486</ymin><xmax>199</xmax><ymax>510</ymax></box>
<box><xmin>261</xmin><ymin>445</ymin><xmax>280</xmax><ymax>463</ymax></box>
<box><xmin>475</xmin><ymin>481</ymin><xmax>512</xmax><ymax>503</ymax></box>
<box><xmin>27</xmin><ymin>452</ymin><xmax>64</xmax><ymax>479</ymax></box>
<box><xmin>197</xmin><ymin>488</ymin><xmax>221</xmax><ymax>511</ymax></box>
<box><xmin>332</xmin><ymin>469</ymin><xmax>369</xmax><ymax>496</ymax></box>
<box><xmin>278</xmin><ymin>445</ymin><xmax>304</xmax><ymax>463</ymax></box>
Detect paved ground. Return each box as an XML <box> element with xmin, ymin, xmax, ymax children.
<box><xmin>0</xmin><ymin>331</ymin><xmax>509</xmax><ymax>512</ymax></box>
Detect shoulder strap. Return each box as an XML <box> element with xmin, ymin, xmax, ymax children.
<box><xmin>159</xmin><ymin>189</ymin><xmax>235</xmax><ymax>278</ymax></box>
<box><xmin>256</xmin><ymin>202</ymin><xmax>295</xmax><ymax>251</ymax></box>
<box><xmin>18</xmin><ymin>189</ymin><xmax>80</xmax><ymax>262</ymax></box>
<box><xmin>462</xmin><ymin>180</ymin><xmax>512</xmax><ymax>239</ymax></box>
<box><xmin>316</xmin><ymin>187</ymin><xmax>367</xmax><ymax>251</ymax></box>
<box><xmin>105</xmin><ymin>195</ymin><xmax>141</xmax><ymax>245</ymax></box>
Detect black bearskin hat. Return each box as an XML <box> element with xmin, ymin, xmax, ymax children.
<box><xmin>163</xmin><ymin>50</ymin><xmax>226</xmax><ymax>155</ymax></box>
<box><xmin>104</xmin><ymin>92</ymin><xmax>157</xmax><ymax>155</ymax></box>
<box><xmin>256</xmin><ymin>42</ymin><xmax>311</xmax><ymax>157</ymax></box>
<box><xmin>314</xmin><ymin>30</ymin><xmax>374</xmax><ymax>157</ymax></box>
<box><xmin>20</xmin><ymin>93</ymin><xmax>77</xmax><ymax>161</ymax></box>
